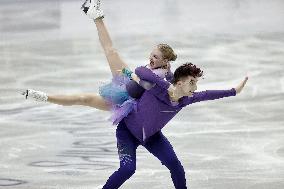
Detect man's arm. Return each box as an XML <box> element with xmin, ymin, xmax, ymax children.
<box><xmin>132</xmin><ymin>66</ymin><xmax>172</xmax><ymax>103</ymax></box>
<box><xmin>183</xmin><ymin>76</ymin><xmax>248</xmax><ymax>105</ymax></box>
<box><xmin>131</xmin><ymin>66</ymin><xmax>174</xmax><ymax>90</ymax></box>
<box><xmin>183</xmin><ymin>88</ymin><xmax>237</xmax><ymax>105</ymax></box>
<box><xmin>134</xmin><ymin>66</ymin><xmax>171</xmax><ymax>90</ymax></box>
<box><xmin>120</xmin><ymin>66</ymin><xmax>170</xmax><ymax>91</ymax></box>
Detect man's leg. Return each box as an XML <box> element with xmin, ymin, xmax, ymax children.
<box><xmin>102</xmin><ymin>120</ymin><xmax>140</xmax><ymax>189</ymax></box>
<box><xmin>144</xmin><ymin>132</ymin><xmax>187</xmax><ymax>189</ymax></box>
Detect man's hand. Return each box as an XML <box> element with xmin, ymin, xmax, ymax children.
<box><xmin>235</xmin><ymin>77</ymin><xmax>248</xmax><ymax>94</ymax></box>
<box><xmin>166</xmin><ymin>62</ymin><xmax>171</xmax><ymax>72</ymax></box>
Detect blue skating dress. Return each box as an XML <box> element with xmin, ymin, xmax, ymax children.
<box><xmin>99</xmin><ymin>66</ymin><xmax>173</xmax><ymax>125</ymax></box>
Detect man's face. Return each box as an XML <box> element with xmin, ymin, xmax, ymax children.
<box><xmin>149</xmin><ymin>48</ymin><xmax>167</xmax><ymax>69</ymax></box>
<box><xmin>178</xmin><ymin>76</ymin><xmax>198</xmax><ymax>97</ymax></box>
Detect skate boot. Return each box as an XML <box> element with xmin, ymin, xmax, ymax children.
<box><xmin>22</xmin><ymin>89</ymin><xmax>48</xmax><ymax>102</ymax></box>
<box><xmin>81</xmin><ymin>0</ymin><xmax>104</xmax><ymax>20</ymax></box>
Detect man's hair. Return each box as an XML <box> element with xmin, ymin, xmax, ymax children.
<box><xmin>172</xmin><ymin>63</ymin><xmax>203</xmax><ymax>84</ymax></box>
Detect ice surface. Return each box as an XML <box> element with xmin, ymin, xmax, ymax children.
<box><xmin>0</xmin><ymin>0</ymin><xmax>283</xmax><ymax>188</ymax></box>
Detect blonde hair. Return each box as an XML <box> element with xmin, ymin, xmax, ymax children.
<box><xmin>157</xmin><ymin>43</ymin><xmax>177</xmax><ymax>61</ymax></box>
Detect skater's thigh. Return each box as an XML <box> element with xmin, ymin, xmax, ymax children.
<box><xmin>116</xmin><ymin>121</ymin><xmax>140</xmax><ymax>164</ymax></box>
<box><xmin>84</xmin><ymin>93</ymin><xmax>112</xmax><ymax>111</ymax></box>
<box><xmin>105</xmin><ymin>48</ymin><xmax>129</xmax><ymax>76</ymax></box>
<box><xmin>144</xmin><ymin>132</ymin><xmax>179</xmax><ymax>164</ymax></box>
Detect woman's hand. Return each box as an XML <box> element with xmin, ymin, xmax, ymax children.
<box><xmin>117</xmin><ymin>68</ymin><xmax>141</xmax><ymax>83</ymax></box>
<box><xmin>235</xmin><ymin>77</ymin><xmax>248</xmax><ymax>94</ymax></box>
<box><xmin>117</xmin><ymin>68</ymin><xmax>133</xmax><ymax>78</ymax></box>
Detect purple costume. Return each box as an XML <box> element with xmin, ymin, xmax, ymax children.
<box><xmin>124</xmin><ymin>66</ymin><xmax>237</xmax><ymax>143</ymax></box>
<box><xmin>99</xmin><ymin>66</ymin><xmax>174</xmax><ymax>125</ymax></box>
<box><xmin>102</xmin><ymin>66</ymin><xmax>236</xmax><ymax>189</ymax></box>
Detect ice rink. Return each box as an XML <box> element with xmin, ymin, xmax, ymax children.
<box><xmin>0</xmin><ymin>0</ymin><xmax>284</xmax><ymax>188</ymax></box>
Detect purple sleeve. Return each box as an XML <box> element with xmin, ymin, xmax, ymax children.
<box><xmin>126</xmin><ymin>80</ymin><xmax>146</xmax><ymax>98</ymax></box>
<box><xmin>165</xmin><ymin>71</ymin><xmax>174</xmax><ymax>83</ymax></box>
<box><xmin>135</xmin><ymin>66</ymin><xmax>170</xmax><ymax>90</ymax></box>
<box><xmin>183</xmin><ymin>88</ymin><xmax>237</xmax><ymax>106</ymax></box>
<box><xmin>126</xmin><ymin>67</ymin><xmax>166</xmax><ymax>99</ymax></box>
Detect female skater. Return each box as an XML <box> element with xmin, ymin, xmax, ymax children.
<box><xmin>82</xmin><ymin>0</ymin><xmax>179</xmax><ymax>124</ymax></box>
<box><xmin>23</xmin><ymin>0</ymin><xmax>177</xmax><ymax>125</ymax></box>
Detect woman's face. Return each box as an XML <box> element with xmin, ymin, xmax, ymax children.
<box><xmin>149</xmin><ymin>47</ymin><xmax>168</xmax><ymax>69</ymax></box>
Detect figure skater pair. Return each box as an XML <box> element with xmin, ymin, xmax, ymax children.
<box><xmin>22</xmin><ymin>0</ymin><xmax>248</xmax><ymax>188</ymax></box>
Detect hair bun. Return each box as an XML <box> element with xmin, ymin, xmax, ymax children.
<box><xmin>157</xmin><ymin>43</ymin><xmax>177</xmax><ymax>62</ymax></box>
<box><xmin>171</xmin><ymin>53</ymin><xmax>177</xmax><ymax>61</ymax></box>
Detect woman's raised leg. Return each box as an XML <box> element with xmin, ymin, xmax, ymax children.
<box><xmin>82</xmin><ymin>0</ymin><xmax>129</xmax><ymax>76</ymax></box>
<box><xmin>94</xmin><ymin>18</ymin><xmax>129</xmax><ymax>76</ymax></box>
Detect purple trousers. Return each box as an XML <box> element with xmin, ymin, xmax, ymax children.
<box><xmin>102</xmin><ymin>120</ymin><xmax>187</xmax><ymax>189</ymax></box>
